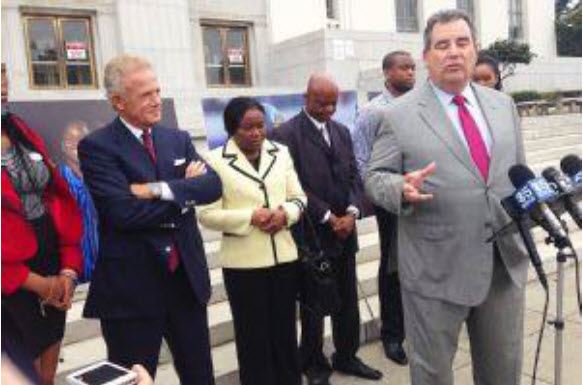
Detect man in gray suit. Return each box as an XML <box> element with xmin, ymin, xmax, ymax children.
<box><xmin>365</xmin><ymin>9</ymin><xmax>528</xmax><ymax>385</ymax></box>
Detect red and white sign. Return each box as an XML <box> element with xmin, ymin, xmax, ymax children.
<box><xmin>66</xmin><ymin>41</ymin><xmax>87</xmax><ymax>60</ymax></box>
<box><xmin>227</xmin><ymin>48</ymin><xmax>244</xmax><ymax>64</ymax></box>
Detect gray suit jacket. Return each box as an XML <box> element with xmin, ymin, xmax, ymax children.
<box><xmin>365</xmin><ymin>81</ymin><xmax>529</xmax><ymax>306</ymax></box>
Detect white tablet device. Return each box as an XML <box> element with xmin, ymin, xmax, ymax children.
<box><xmin>66</xmin><ymin>361</ymin><xmax>138</xmax><ymax>385</ymax></box>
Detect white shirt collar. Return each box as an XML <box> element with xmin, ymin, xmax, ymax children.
<box><xmin>120</xmin><ymin>117</ymin><xmax>150</xmax><ymax>142</ymax></box>
<box><xmin>429</xmin><ymin>81</ymin><xmax>477</xmax><ymax>107</ymax></box>
<box><xmin>303</xmin><ymin>108</ymin><xmax>327</xmax><ymax>130</ymax></box>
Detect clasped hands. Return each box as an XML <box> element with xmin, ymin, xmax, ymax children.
<box><xmin>24</xmin><ymin>272</ymin><xmax>76</xmax><ymax>311</ymax></box>
<box><xmin>130</xmin><ymin>160</ymin><xmax>207</xmax><ymax>199</ymax></box>
<box><xmin>251</xmin><ymin>207</ymin><xmax>288</xmax><ymax>234</ymax></box>
<box><xmin>329</xmin><ymin>213</ymin><xmax>356</xmax><ymax>240</ymax></box>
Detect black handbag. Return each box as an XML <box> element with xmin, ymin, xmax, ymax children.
<box><xmin>295</xmin><ymin>209</ymin><xmax>342</xmax><ymax>318</ymax></box>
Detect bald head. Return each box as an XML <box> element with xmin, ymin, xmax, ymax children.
<box><xmin>307</xmin><ymin>72</ymin><xmax>339</xmax><ymax>94</ymax></box>
<box><xmin>305</xmin><ymin>72</ymin><xmax>339</xmax><ymax>123</ymax></box>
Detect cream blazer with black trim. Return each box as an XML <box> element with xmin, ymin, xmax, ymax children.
<box><xmin>198</xmin><ymin>138</ymin><xmax>307</xmax><ymax>269</ymax></box>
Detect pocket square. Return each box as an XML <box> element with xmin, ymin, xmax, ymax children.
<box><xmin>29</xmin><ymin>152</ymin><xmax>43</xmax><ymax>162</ymax></box>
<box><xmin>174</xmin><ymin>158</ymin><xmax>186</xmax><ymax>166</ymax></box>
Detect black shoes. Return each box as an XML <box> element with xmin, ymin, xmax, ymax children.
<box><xmin>331</xmin><ymin>354</ymin><xmax>383</xmax><ymax>380</ymax></box>
<box><xmin>306</xmin><ymin>368</ymin><xmax>331</xmax><ymax>385</ymax></box>
<box><xmin>383</xmin><ymin>341</ymin><xmax>408</xmax><ymax>366</ymax></box>
<box><xmin>305</xmin><ymin>355</ymin><xmax>332</xmax><ymax>385</ymax></box>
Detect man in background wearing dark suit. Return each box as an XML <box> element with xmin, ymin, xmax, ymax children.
<box><xmin>273</xmin><ymin>73</ymin><xmax>382</xmax><ymax>385</ymax></box>
<box><xmin>79</xmin><ymin>55</ymin><xmax>222</xmax><ymax>384</ymax></box>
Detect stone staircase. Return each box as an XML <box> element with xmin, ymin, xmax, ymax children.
<box><xmin>54</xmin><ymin>113</ymin><xmax>582</xmax><ymax>385</ymax></box>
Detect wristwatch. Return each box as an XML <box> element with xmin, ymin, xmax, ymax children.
<box><xmin>147</xmin><ymin>182</ymin><xmax>162</xmax><ymax>199</ymax></box>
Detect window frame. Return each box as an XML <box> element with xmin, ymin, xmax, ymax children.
<box><xmin>456</xmin><ymin>0</ymin><xmax>475</xmax><ymax>23</ymax></box>
<box><xmin>201</xmin><ymin>22</ymin><xmax>252</xmax><ymax>88</ymax></box>
<box><xmin>326</xmin><ymin>0</ymin><xmax>338</xmax><ymax>20</ymax></box>
<box><xmin>395</xmin><ymin>0</ymin><xmax>419</xmax><ymax>33</ymax></box>
<box><xmin>508</xmin><ymin>0</ymin><xmax>524</xmax><ymax>41</ymax></box>
<box><xmin>23</xmin><ymin>13</ymin><xmax>98</xmax><ymax>90</ymax></box>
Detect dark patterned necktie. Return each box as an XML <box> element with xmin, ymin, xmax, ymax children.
<box><xmin>142</xmin><ymin>129</ymin><xmax>157</xmax><ymax>163</ymax></box>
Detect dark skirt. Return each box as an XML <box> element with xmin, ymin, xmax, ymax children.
<box><xmin>2</xmin><ymin>214</ymin><xmax>66</xmax><ymax>358</ymax></box>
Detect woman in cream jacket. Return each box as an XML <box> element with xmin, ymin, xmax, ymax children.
<box><xmin>198</xmin><ymin>97</ymin><xmax>306</xmax><ymax>385</ymax></box>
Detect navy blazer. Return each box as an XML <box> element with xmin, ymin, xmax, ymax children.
<box><xmin>79</xmin><ymin>117</ymin><xmax>222</xmax><ymax>319</ymax></box>
<box><xmin>272</xmin><ymin>110</ymin><xmax>362</xmax><ymax>255</ymax></box>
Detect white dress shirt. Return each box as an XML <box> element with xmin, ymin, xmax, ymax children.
<box><xmin>430</xmin><ymin>82</ymin><xmax>493</xmax><ymax>155</ymax></box>
<box><xmin>304</xmin><ymin>108</ymin><xmax>331</xmax><ymax>146</ymax></box>
<box><xmin>120</xmin><ymin>117</ymin><xmax>174</xmax><ymax>201</ymax></box>
<box><xmin>303</xmin><ymin>109</ymin><xmax>360</xmax><ymax>222</ymax></box>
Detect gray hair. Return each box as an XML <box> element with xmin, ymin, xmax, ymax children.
<box><xmin>423</xmin><ymin>9</ymin><xmax>476</xmax><ymax>53</ymax></box>
<box><xmin>103</xmin><ymin>54</ymin><xmax>153</xmax><ymax>100</ymax></box>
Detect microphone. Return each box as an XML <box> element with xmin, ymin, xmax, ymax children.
<box><xmin>501</xmin><ymin>197</ymin><xmax>548</xmax><ymax>289</ymax></box>
<box><xmin>542</xmin><ymin>166</ymin><xmax>582</xmax><ymax>228</ymax></box>
<box><xmin>508</xmin><ymin>164</ymin><xmax>571</xmax><ymax>248</ymax></box>
<box><xmin>560</xmin><ymin>154</ymin><xmax>582</xmax><ymax>187</ymax></box>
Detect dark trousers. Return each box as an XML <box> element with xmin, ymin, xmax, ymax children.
<box><xmin>300</xmin><ymin>248</ymin><xmax>360</xmax><ymax>371</ymax></box>
<box><xmin>223</xmin><ymin>261</ymin><xmax>301</xmax><ymax>385</ymax></box>
<box><xmin>100</xmin><ymin>266</ymin><xmax>214</xmax><ymax>385</ymax></box>
<box><xmin>374</xmin><ymin>205</ymin><xmax>405</xmax><ymax>344</ymax></box>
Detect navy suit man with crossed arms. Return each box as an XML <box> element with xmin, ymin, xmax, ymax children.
<box><xmin>79</xmin><ymin>55</ymin><xmax>222</xmax><ymax>384</ymax></box>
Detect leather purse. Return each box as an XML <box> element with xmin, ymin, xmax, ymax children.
<box><xmin>294</xmin><ymin>207</ymin><xmax>341</xmax><ymax>318</ymax></box>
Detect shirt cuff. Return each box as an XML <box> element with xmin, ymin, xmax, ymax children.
<box><xmin>321</xmin><ymin>210</ymin><xmax>331</xmax><ymax>224</ymax></box>
<box><xmin>346</xmin><ymin>205</ymin><xmax>360</xmax><ymax>218</ymax></box>
<box><xmin>159</xmin><ymin>182</ymin><xmax>174</xmax><ymax>201</ymax></box>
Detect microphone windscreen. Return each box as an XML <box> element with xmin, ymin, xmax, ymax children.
<box><xmin>560</xmin><ymin>154</ymin><xmax>582</xmax><ymax>177</ymax></box>
<box><xmin>508</xmin><ymin>164</ymin><xmax>535</xmax><ymax>188</ymax></box>
<box><xmin>541</xmin><ymin>167</ymin><xmax>560</xmax><ymax>182</ymax></box>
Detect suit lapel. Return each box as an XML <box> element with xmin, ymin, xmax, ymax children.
<box><xmin>258</xmin><ymin>140</ymin><xmax>279</xmax><ymax>180</ymax></box>
<box><xmin>113</xmin><ymin>118</ymin><xmax>157</xmax><ymax>178</ymax></box>
<box><xmin>223</xmin><ymin>139</ymin><xmax>263</xmax><ymax>185</ymax></box>
<box><xmin>471</xmin><ymin>84</ymin><xmax>503</xmax><ymax>186</ymax></box>
<box><xmin>417</xmin><ymin>82</ymin><xmax>482</xmax><ymax>182</ymax></box>
<box><xmin>152</xmin><ymin>125</ymin><xmax>173</xmax><ymax>179</ymax></box>
<box><xmin>300</xmin><ymin>110</ymin><xmax>332</xmax><ymax>155</ymax></box>
<box><xmin>223</xmin><ymin>138</ymin><xmax>281</xmax><ymax>185</ymax></box>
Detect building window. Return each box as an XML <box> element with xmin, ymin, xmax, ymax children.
<box><xmin>23</xmin><ymin>15</ymin><xmax>96</xmax><ymax>89</ymax></box>
<box><xmin>508</xmin><ymin>0</ymin><xmax>524</xmax><ymax>40</ymax></box>
<box><xmin>326</xmin><ymin>0</ymin><xmax>337</xmax><ymax>19</ymax></box>
<box><xmin>202</xmin><ymin>24</ymin><xmax>251</xmax><ymax>87</ymax></box>
<box><xmin>395</xmin><ymin>0</ymin><xmax>419</xmax><ymax>32</ymax></box>
<box><xmin>457</xmin><ymin>0</ymin><xmax>475</xmax><ymax>23</ymax></box>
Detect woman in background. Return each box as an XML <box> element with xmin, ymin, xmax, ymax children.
<box><xmin>473</xmin><ymin>53</ymin><xmax>503</xmax><ymax>90</ymax></box>
<box><xmin>1</xmin><ymin>63</ymin><xmax>83</xmax><ymax>385</ymax></box>
<box><xmin>59</xmin><ymin>120</ymin><xmax>99</xmax><ymax>282</ymax></box>
<box><xmin>198</xmin><ymin>97</ymin><xmax>306</xmax><ymax>385</ymax></box>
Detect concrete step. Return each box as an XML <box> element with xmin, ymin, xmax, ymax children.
<box><xmin>56</xmin><ymin>293</ymin><xmax>385</xmax><ymax>385</ymax></box>
<box><xmin>520</xmin><ymin>114</ymin><xmax>581</xmax><ymax>132</ymax></box>
<box><xmin>63</xmin><ymin>256</ymin><xmax>381</xmax><ymax>348</ymax></box>
<box><xmin>63</xmin><ymin>212</ymin><xmax>580</xmax><ymax>347</ymax></box>
<box><xmin>526</xmin><ymin>144</ymin><xmax>582</xmax><ymax>165</ymax></box>
<box><xmin>522</xmin><ymin>122</ymin><xmax>581</xmax><ymax>141</ymax></box>
<box><xmin>524</xmin><ymin>133</ymin><xmax>582</xmax><ymax>153</ymax></box>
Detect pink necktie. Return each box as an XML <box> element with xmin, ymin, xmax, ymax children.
<box><xmin>142</xmin><ymin>130</ymin><xmax>180</xmax><ymax>272</ymax></box>
<box><xmin>452</xmin><ymin>95</ymin><xmax>490</xmax><ymax>181</ymax></box>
